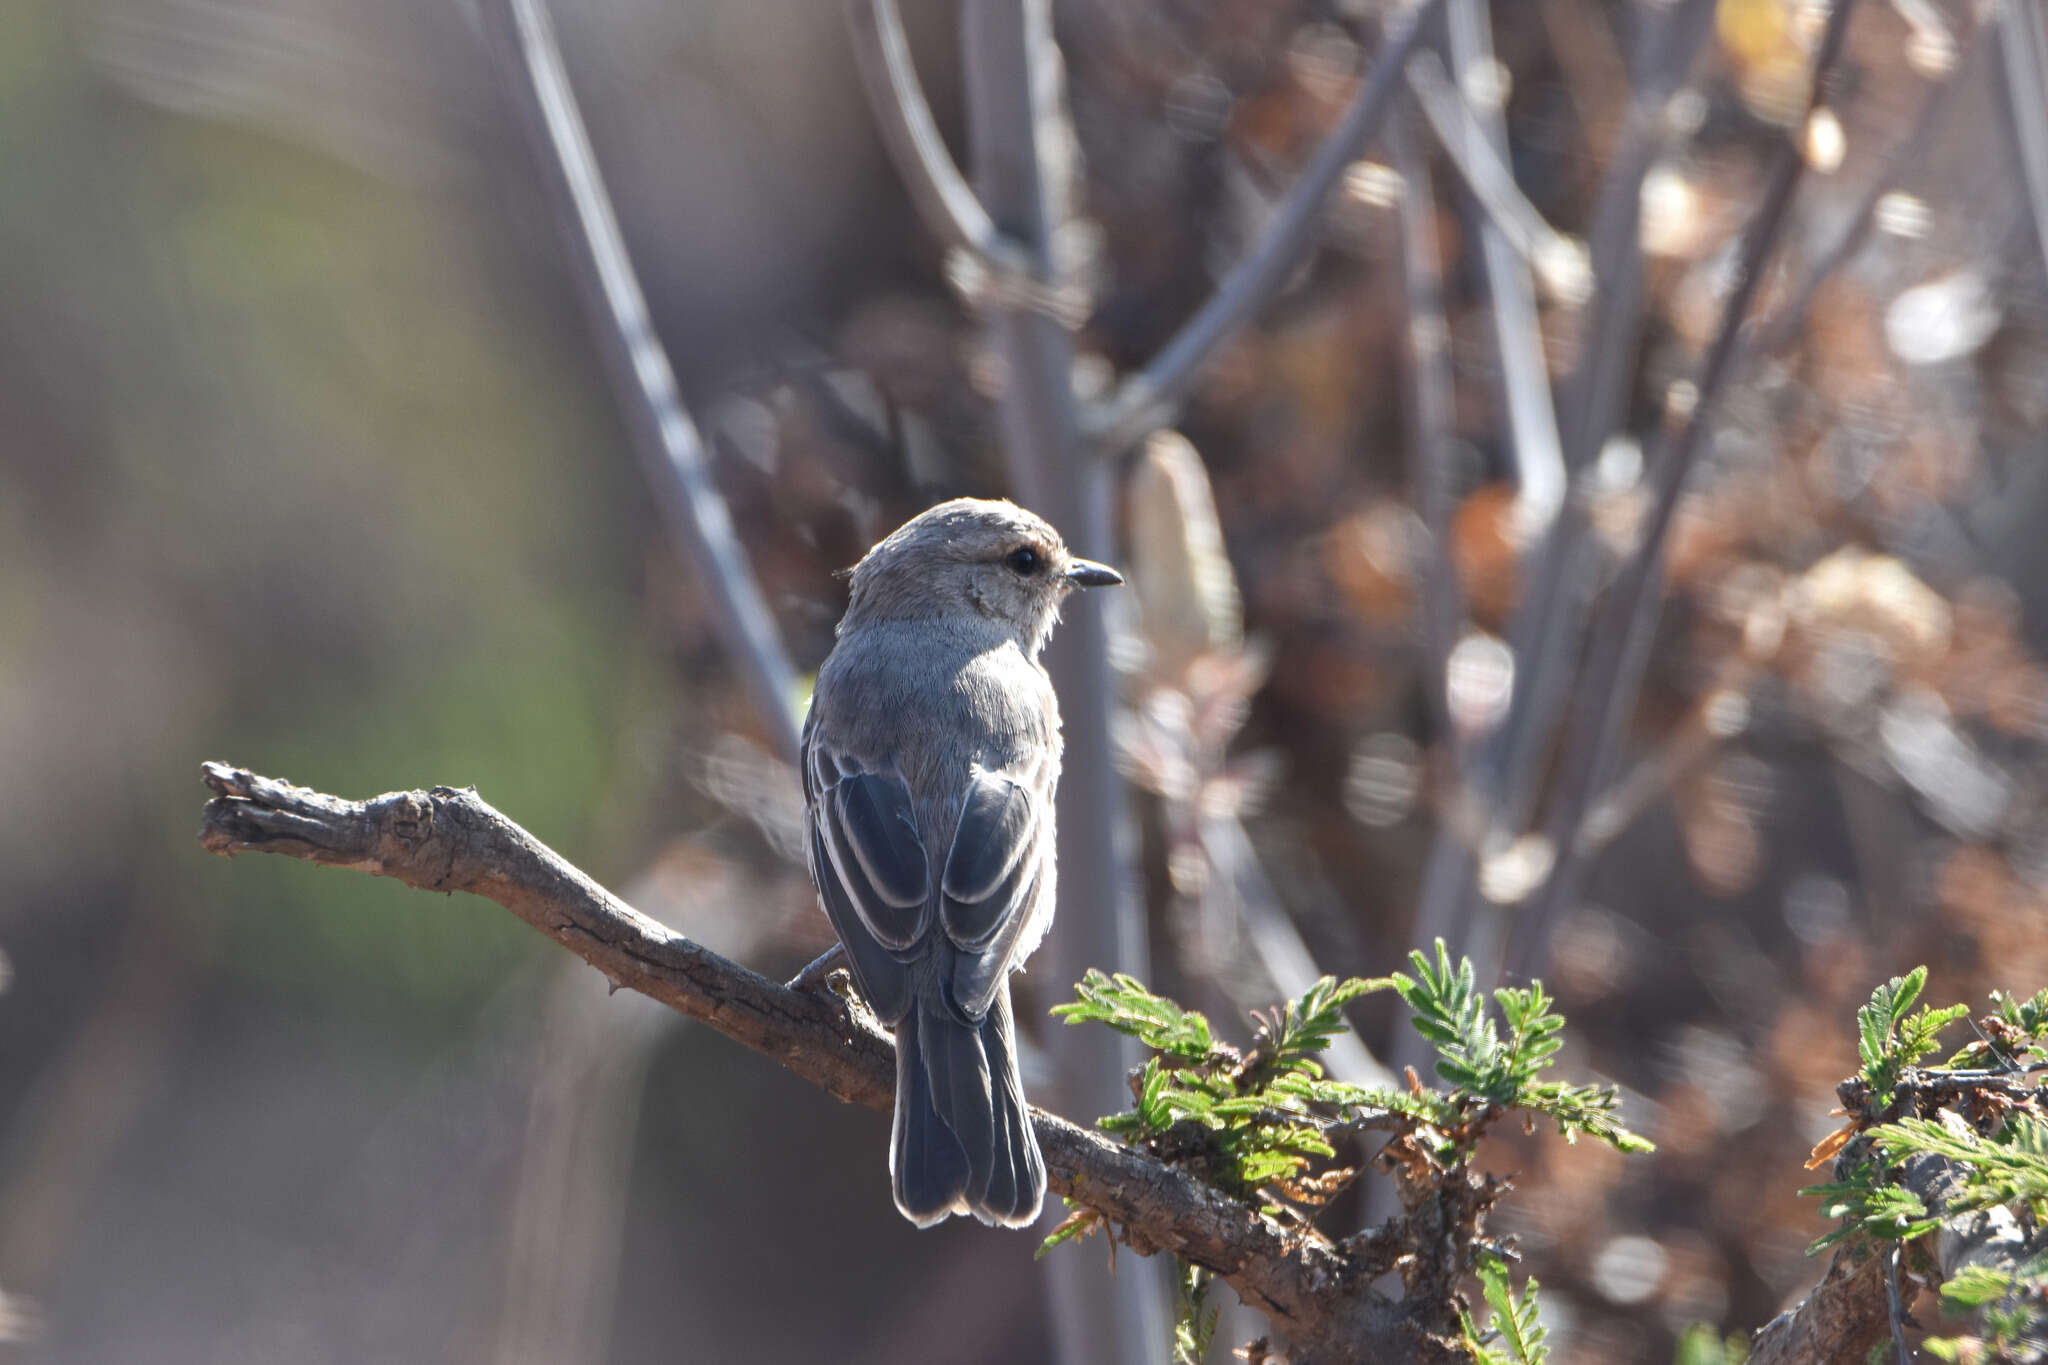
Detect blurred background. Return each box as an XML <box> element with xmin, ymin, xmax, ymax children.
<box><xmin>4</xmin><ymin>0</ymin><xmax>2047</xmax><ymax>1361</ymax></box>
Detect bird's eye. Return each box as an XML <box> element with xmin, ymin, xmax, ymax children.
<box><xmin>1005</xmin><ymin>546</ymin><xmax>1042</xmax><ymax>577</ymax></box>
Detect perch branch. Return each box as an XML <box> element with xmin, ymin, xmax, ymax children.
<box><xmin>1083</xmin><ymin>0</ymin><xmax>1445</xmax><ymax>457</ymax></box>
<box><xmin>195</xmin><ymin>763</ymin><xmax>1414</xmax><ymax>1363</ymax></box>
<box><xmin>479</xmin><ymin>0</ymin><xmax>804</xmax><ymax>763</ymax></box>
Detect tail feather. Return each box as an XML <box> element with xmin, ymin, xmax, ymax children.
<box><xmin>889</xmin><ymin>986</ymin><xmax>1046</xmax><ymax>1228</ymax></box>
<box><xmin>890</xmin><ymin>1008</ymin><xmax>971</xmax><ymax>1226</ymax></box>
<box><xmin>973</xmin><ymin>987</ymin><xmax>1046</xmax><ymax>1226</ymax></box>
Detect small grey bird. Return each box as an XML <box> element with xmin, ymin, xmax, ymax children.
<box><xmin>802</xmin><ymin>498</ymin><xmax>1122</xmax><ymax>1227</ymax></box>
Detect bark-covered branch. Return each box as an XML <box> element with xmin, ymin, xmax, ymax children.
<box><xmin>195</xmin><ymin>763</ymin><xmax>1425</xmax><ymax>1363</ymax></box>
<box><xmin>1751</xmin><ymin>1104</ymin><xmax>2048</xmax><ymax>1364</ymax></box>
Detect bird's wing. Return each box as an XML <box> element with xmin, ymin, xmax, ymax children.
<box><xmin>937</xmin><ymin>760</ymin><xmax>1052</xmax><ymax>1022</ymax></box>
<box><xmin>803</xmin><ymin>715</ymin><xmax>928</xmax><ymax>1024</ymax></box>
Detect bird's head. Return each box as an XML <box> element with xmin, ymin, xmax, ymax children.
<box><xmin>840</xmin><ymin>498</ymin><xmax>1123</xmax><ymax>653</ymax></box>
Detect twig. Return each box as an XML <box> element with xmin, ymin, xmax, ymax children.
<box><xmin>1084</xmin><ymin>0</ymin><xmax>1447</xmax><ymax>457</ymax></box>
<box><xmin>1995</xmin><ymin>0</ymin><xmax>2048</xmax><ymax>284</ymax></box>
<box><xmin>844</xmin><ymin>0</ymin><xmax>1030</xmax><ymax>280</ymax></box>
<box><xmin>195</xmin><ymin>763</ymin><xmax>1417</xmax><ymax>1363</ymax></box>
<box><xmin>1513</xmin><ymin>0</ymin><xmax>1863</xmax><ymax>970</ymax></box>
<box><xmin>1388</xmin><ymin>108</ymin><xmax>1464</xmax><ymax>749</ymax></box>
<box><xmin>1408</xmin><ymin>0</ymin><xmax>1720</xmax><ymax>983</ymax></box>
<box><xmin>1758</xmin><ymin>24</ymin><xmax>1979</xmax><ymax>355</ymax></box>
<box><xmin>1887</xmin><ymin>1243</ymin><xmax>1913</xmax><ymax>1363</ymax></box>
<box><xmin>1404</xmin><ymin>50</ymin><xmax>1584</xmax><ymax>309</ymax></box>
<box><xmin>1417</xmin><ymin>2</ymin><xmax>1568</xmax><ymax>543</ymax></box>
<box><xmin>478</xmin><ymin>0</ymin><xmax>804</xmax><ymax>764</ymax></box>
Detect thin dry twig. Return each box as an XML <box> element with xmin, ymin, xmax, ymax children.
<box><xmin>1404</xmin><ymin>50</ymin><xmax>1583</xmax><ymax>307</ymax></box>
<box><xmin>1084</xmin><ymin>0</ymin><xmax>1447</xmax><ymax>457</ymax></box>
<box><xmin>1388</xmin><ymin>108</ymin><xmax>1463</xmax><ymax>749</ymax></box>
<box><xmin>1515</xmin><ymin>0</ymin><xmax>1864</xmax><ymax>969</ymax></box>
<box><xmin>844</xmin><ymin>0</ymin><xmax>1031</xmax><ymax>280</ymax></box>
<box><xmin>1425</xmin><ymin>4</ymin><xmax>1569</xmax><ymax>534</ymax></box>
<box><xmin>478</xmin><ymin>0</ymin><xmax>803</xmax><ymax>763</ymax></box>
<box><xmin>952</xmin><ymin>1</ymin><xmax>1168</xmax><ymax>1357</ymax></box>
<box><xmin>1407</xmin><ymin>0</ymin><xmax>1722</xmax><ymax>980</ymax></box>
<box><xmin>1996</xmin><ymin>0</ymin><xmax>2048</xmax><ymax>283</ymax></box>
<box><xmin>194</xmin><ymin>762</ymin><xmax>1417</xmax><ymax>1364</ymax></box>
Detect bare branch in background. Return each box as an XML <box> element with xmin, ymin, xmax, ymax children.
<box><xmin>1084</xmin><ymin>0</ymin><xmax>1446</xmax><ymax>458</ymax></box>
<box><xmin>1404</xmin><ymin>51</ymin><xmax>1588</xmax><ymax>311</ymax></box>
<box><xmin>1759</xmin><ymin>25</ymin><xmax>1977</xmax><ymax>355</ymax></box>
<box><xmin>194</xmin><ymin>763</ymin><xmax>1417</xmax><ymax>1364</ymax></box>
<box><xmin>477</xmin><ymin>0</ymin><xmax>804</xmax><ymax>764</ymax></box>
<box><xmin>1995</xmin><ymin>0</ymin><xmax>2048</xmax><ymax>283</ymax></box>
<box><xmin>1408</xmin><ymin>0</ymin><xmax>1721</xmax><ymax>983</ymax></box>
<box><xmin>844</xmin><ymin>0</ymin><xmax>1029</xmax><ymax>279</ymax></box>
<box><xmin>1389</xmin><ymin>108</ymin><xmax>1463</xmax><ymax>747</ymax></box>
<box><xmin>1515</xmin><ymin>0</ymin><xmax>1865</xmax><ymax>971</ymax></box>
<box><xmin>1423</xmin><ymin>3</ymin><xmax>1569</xmax><ymax>537</ymax></box>
<box><xmin>954</xmin><ymin>0</ymin><xmax>1171</xmax><ymax>1353</ymax></box>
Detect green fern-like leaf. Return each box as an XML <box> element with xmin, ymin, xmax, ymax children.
<box><xmin>1870</xmin><ymin>1115</ymin><xmax>2048</xmax><ymax>1215</ymax></box>
<box><xmin>1055</xmin><ymin>970</ymin><xmax>1221</xmax><ymax>1061</ymax></box>
<box><xmin>1394</xmin><ymin>940</ymin><xmax>1505</xmax><ymax>1095</ymax></box>
<box><xmin>1460</xmin><ymin>1251</ymin><xmax>1549</xmax><ymax>1365</ymax></box>
<box><xmin>1495</xmin><ymin>981</ymin><xmax>1567</xmax><ymax>1092</ymax></box>
<box><xmin>1172</xmin><ymin>1261</ymin><xmax>1220</xmax><ymax>1365</ymax></box>
<box><xmin>1857</xmin><ymin>967</ymin><xmax>1929</xmax><ymax>1096</ymax></box>
<box><xmin>1896</xmin><ymin>1003</ymin><xmax>1970</xmax><ymax>1068</ymax></box>
<box><xmin>1517</xmin><ymin>1080</ymin><xmax>1656</xmax><ymax>1153</ymax></box>
<box><xmin>1257</xmin><ymin>975</ymin><xmax>1392</xmax><ymax>1071</ymax></box>
<box><xmin>1799</xmin><ymin>1170</ymin><xmax>1940</xmax><ymax>1252</ymax></box>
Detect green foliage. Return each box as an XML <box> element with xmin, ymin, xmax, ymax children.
<box><xmin>1034</xmin><ymin>1198</ymin><xmax>1105</xmax><ymax>1259</ymax></box>
<box><xmin>1804</xmin><ymin>966</ymin><xmax>2048</xmax><ymax>1359</ymax></box>
<box><xmin>1391</xmin><ymin>942</ymin><xmax>1653</xmax><ymax>1153</ymax></box>
<box><xmin>1871</xmin><ymin>1116</ymin><xmax>2048</xmax><ymax>1218</ymax></box>
<box><xmin>1993</xmin><ymin>987</ymin><xmax>2048</xmax><ymax>1040</ymax></box>
<box><xmin>1051</xmin><ymin>950</ymin><xmax>1650</xmax><ymax>1224</ymax></box>
<box><xmin>1673</xmin><ymin>1322</ymin><xmax>1751</xmax><ymax>1365</ymax></box>
<box><xmin>1054</xmin><ymin>969</ymin><xmax>1223</xmax><ymax>1061</ymax></box>
<box><xmin>1393</xmin><ymin>941</ymin><xmax>1503</xmax><ymax>1096</ymax></box>
<box><xmin>1459</xmin><ymin>1251</ymin><xmax>1549</xmax><ymax>1365</ymax></box>
<box><xmin>1922</xmin><ymin>1252</ymin><xmax>2048</xmax><ymax>1362</ymax></box>
<box><xmin>1172</xmin><ymin>1260</ymin><xmax>1220</xmax><ymax>1365</ymax></box>
<box><xmin>1856</xmin><ymin>967</ymin><xmax>1969</xmax><ymax>1099</ymax></box>
<box><xmin>1049</xmin><ymin>951</ymin><xmax>1653</xmax><ymax>1365</ymax></box>
<box><xmin>1799</xmin><ymin>1166</ymin><xmax>1940</xmax><ymax>1252</ymax></box>
<box><xmin>1249</xmin><ymin>974</ymin><xmax>1389</xmax><ymax>1075</ymax></box>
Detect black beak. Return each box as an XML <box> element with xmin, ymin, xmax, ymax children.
<box><xmin>1065</xmin><ymin>559</ymin><xmax>1124</xmax><ymax>588</ymax></box>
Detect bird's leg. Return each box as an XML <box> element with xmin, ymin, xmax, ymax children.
<box><xmin>787</xmin><ymin>942</ymin><xmax>849</xmax><ymax>992</ymax></box>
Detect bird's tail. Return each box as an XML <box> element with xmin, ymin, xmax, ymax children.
<box><xmin>890</xmin><ymin>985</ymin><xmax>1046</xmax><ymax>1228</ymax></box>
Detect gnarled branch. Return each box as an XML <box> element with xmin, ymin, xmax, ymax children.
<box><xmin>195</xmin><ymin>762</ymin><xmax>1419</xmax><ymax>1363</ymax></box>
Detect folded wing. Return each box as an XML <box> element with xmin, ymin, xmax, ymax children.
<box><xmin>938</xmin><ymin>768</ymin><xmax>1047</xmax><ymax>1021</ymax></box>
<box><xmin>803</xmin><ymin>724</ymin><xmax>928</xmax><ymax>1024</ymax></box>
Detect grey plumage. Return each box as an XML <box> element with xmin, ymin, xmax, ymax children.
<box><xmin>801</xmin><ymin>498</ymin><xmax>1121</xmax><ymax>1227</ymax></box>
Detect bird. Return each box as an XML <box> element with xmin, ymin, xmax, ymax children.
<box><xmin>801</xmin><ymin>498</ymin><xmax>1123</xmax><ymax>1227</ymax></box>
